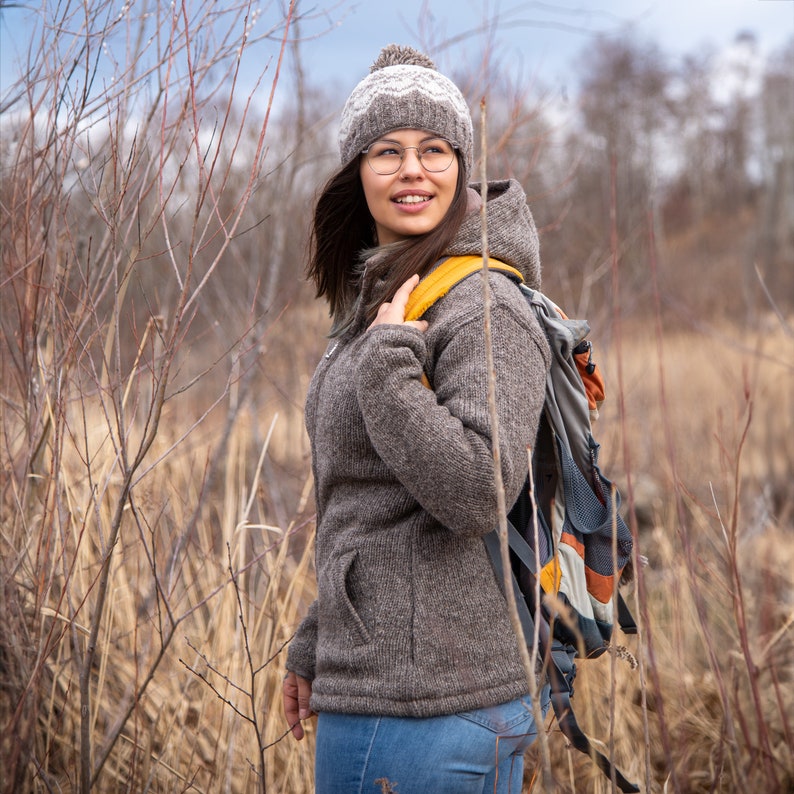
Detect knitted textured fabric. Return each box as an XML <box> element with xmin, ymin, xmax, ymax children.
<box><xmin>338</xmin><ymin>44</ymin><xmax>474</xmax><ymax>178</ymax></box>
<box><xmin>286</xmin><ymin>178</ymin><xmax>550</xmax><ymax>716</ymax></box>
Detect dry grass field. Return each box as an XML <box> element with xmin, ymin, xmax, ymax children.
<box><xmin>2</xmin><ymin>295</ymin><xmax>791</xmax><ymax>793</ymax></box>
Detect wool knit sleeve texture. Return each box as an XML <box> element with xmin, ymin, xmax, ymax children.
<box><xmin>355</xmin><ymin>273</ymin><xmax>550</xmax><ymax>536</ymax></box>
<box><xmin>285</xmin><ymin>599</ymin><xmax>318</xmax><ymax>680</ymax></box>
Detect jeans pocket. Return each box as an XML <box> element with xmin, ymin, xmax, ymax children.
<box><xmin>456</xmin><ymin>696</ymin><xmax>535</xmax><ymax>734</ymax></box>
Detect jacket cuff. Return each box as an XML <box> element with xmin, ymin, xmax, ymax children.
<box><xmin>286</xmin><ymin>600</ymin><xmax>318</xmax><ymax>681</ymax></box>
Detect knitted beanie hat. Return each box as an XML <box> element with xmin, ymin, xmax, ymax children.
<box><xmin>338</xmin><ymin>44</ymin><xmax>474</xmax><ymax>178</ymax></box>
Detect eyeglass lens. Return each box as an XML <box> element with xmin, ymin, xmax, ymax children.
<box><xmin>364</xmin><ymin>139</ymin><xmax>455</xmax><ymax>175</ymax></box>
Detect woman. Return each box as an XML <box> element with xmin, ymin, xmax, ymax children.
<box><xmin>283</xmin><ymin>44</ymin><xmax>552</xmax><ymax>793</ymax></box>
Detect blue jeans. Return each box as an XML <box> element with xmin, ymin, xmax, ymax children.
<box><xmin>314</xmin><ymin>689</ymin><xmax>550</xmax><ymax>794</ymax></box>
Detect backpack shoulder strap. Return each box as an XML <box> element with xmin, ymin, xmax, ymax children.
<box><xmin>404</xmin><ymin>256</ymin><xmax>524</xmax><ymax>322</ymax></box>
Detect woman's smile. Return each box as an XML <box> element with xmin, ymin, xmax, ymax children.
<box><xmin>391</xmin><ymin>189</ymin><xmax>435</xmax><ymax>213</ymax></box>
<box><xmin>392</xmin><ymin>191</ymin><xmax>432</xmax><ymax>206</ymax></box>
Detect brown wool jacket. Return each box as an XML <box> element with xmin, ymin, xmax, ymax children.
<box><xmin>286</xmin><ymin>179</ymin><xmax>551</xmax><ymax>717</ymax></box>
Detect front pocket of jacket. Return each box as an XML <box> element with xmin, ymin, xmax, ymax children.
<box><xmin>328</xmin><ymin>549</ymin><xmax>372</xmax><ymax>646</ymax></box>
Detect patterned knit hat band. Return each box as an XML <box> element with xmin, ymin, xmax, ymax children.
<box><xmin>338</xmin><ymin>50</ymin><xmax>474</xmax><ymax>178</ymax></box>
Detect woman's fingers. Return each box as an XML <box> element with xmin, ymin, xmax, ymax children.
<box><xmin>406</xmin><ymin>319</ymin><xmax>429</xmax><ymax>332</ymax></box>
<box><xmin>282</xmin><ymin>671</ymin><xmax>314</xmax><ymax>740</ymax></box>
<box><xmin>391</xmin><ymin>274</ymin><xmax>420</xmax><ymax>311</ymax></box>
<box><xmin>369</xmin><ymin>274</ymin><xmax>427</xmax><ymax>331</ymax></box>
<box><xmin>297</xmin><ymin>675</ymin><xmax>313</xmax><ymax>721</ymax></box>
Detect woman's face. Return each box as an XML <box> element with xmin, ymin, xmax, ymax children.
<box><xmin>359</xmin><ymin>128</ymin><xmax>459</xmax><ymax>245</ymax></box>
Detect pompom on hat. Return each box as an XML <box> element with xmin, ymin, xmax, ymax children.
<box><xmin>338</xmin><ymin>44</ymin><xmax>474</xmax><ymax>179</ymax></box>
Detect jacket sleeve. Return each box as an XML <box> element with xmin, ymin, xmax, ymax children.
<box><xmin>355</xmin><ymin>279</ymin><xmax>550</xmax><ymax>537</ymax></box>
<box><xmin>285</xmin><ymin>599</ymin><xmax>318</xmax><ymax>681</ymax></box>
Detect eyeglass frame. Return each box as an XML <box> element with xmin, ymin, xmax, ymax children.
<box><xmin>360</xmin><ymin>137</ymin><xmax>458</xmax><ymax>175</ymax></box>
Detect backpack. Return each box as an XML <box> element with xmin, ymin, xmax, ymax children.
<box><xmin>404</xmin><ymin>256</ymin><xmax>640</xmax><ymax>793</ymax></box>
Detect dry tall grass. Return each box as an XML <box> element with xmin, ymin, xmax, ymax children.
<box><xmin>528</xmin><ymin>318</ymin><xmax>794</xmax><ymax>793</ymax></box>
<box><xmin>2</xmin><ymin>2</ymin><xmax>792</xmax><ymax>792</ymax></box>
<box><xmin>4</xmin><ymin>304</ymin><xmax>790</xmax><ymax>793</ymax></box>
<box><xmin>2</xmin><ymin>337</ymin><xmax>322</xmax><ymax>792</ymax></box>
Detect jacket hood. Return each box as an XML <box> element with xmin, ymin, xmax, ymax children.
<box><xmin>446</xmin><ymin>179</ymin><xmax>541</xmax><ymax>290</ymax></box>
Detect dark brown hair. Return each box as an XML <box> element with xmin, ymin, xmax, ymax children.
<box><xmin>307</xmin><ymin>154</ymin><xmax>469</xmax><ymax>336</ymax></box>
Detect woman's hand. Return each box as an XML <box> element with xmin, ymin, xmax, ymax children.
<box><xmin>369</xmin><ymin>274</ymin><xmax>428</xmax><ymax>332</ymax></box>
<box><xmin>282</xmin><ymin>671</ymin><xmax>314</xmax><ymax>740</ymax></box>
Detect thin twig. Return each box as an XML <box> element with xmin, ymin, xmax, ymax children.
<box><xmin>478</xmin><ymin>97</ymin><xmax>553</xmax><ymax>790</ymax></box>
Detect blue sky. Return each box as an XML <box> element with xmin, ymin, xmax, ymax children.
<box><xmin>1</xmin><ymin>0</ymin><xmax>792</xmax><ymax>101</ymax></box>
<box><xmin>296</xmin><ymin>0</ymin><xmax>793</xmax><ymax>98</ymax></box>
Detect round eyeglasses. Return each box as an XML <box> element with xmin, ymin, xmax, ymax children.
<box><xmin>361</xmin><ymin>138</ymin><xmax>457</xmax><ymax>175</ymax></box>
